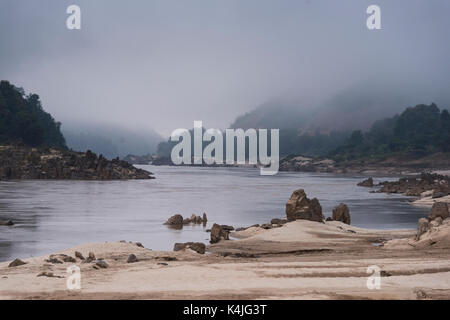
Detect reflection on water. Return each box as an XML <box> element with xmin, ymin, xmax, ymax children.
<box><xmin>0</xmin><ymin>166</ymin><xmax>428</xmax><ymax>261</ymax></box>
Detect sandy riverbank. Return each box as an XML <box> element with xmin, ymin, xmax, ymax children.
<box><xmin>1</xmin><ymin>220</ymin><xmax>450</xmax><ymax>300</ymax></box>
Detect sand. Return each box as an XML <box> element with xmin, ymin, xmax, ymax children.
<box><xmin>1</xmin><ymin>220</ymin><xmax>450</xmax><ymax>300</ymax></box>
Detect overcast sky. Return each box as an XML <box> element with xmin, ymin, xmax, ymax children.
<box><xmin>1</xmin><ymin>0</ymin><xmax>450</xmax><ymax>136</ymax></box>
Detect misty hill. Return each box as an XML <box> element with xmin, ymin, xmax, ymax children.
<box><xmin>0</xmin><ymin>81</ymin><xmax>66</xmax><ymax>148</ymax></box>
<box><xmin>63</xmin><ymin>122</ymin><xmax>164</xmax><ymax>159</ymax></box>
<box><xmin>332</xmin><ymin>103</ymin><xmax>450</xmax><ymax>160</ymax></box>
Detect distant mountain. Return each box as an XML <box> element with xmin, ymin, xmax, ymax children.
<box><xmin>0</xmin><ymin>80</ymin><xmax>66</xmax><ymax>148</ymax></box>
<box><xmin>62</xmin><ymin>122</ymin><xmax>164</xmax><ymax>159</ymax></box>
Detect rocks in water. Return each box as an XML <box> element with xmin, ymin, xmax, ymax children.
<box><xmin>127</xmin><ymin>254</ymin><xmax>139</xmax><ymax>263</ymax></box>
<box><xmin>164</xmin><ymin>214</ymin><xmax>184</xmax><ymax>226</ymax></box>
<box><xmin>210</xmin><ymin>223</ymin><xmax>230</xmax><ymax>244</ymax></box>
<box><xmin>165</xmin><ymin>213</ymin><xmax>207</xmax><ymax>226</ymax></box>
<box><xmin>8</xmin><ymin>258</ymin><xmax>27</xmax><ymax>267</ymax></box>
<box><xmin>0</xmin><ymin>220</ymin><xmax>14</xmax><ymax>226</ymax></box>
<box><xmin>429</xmin><ymin>202</ymin><xmax>449</xmax><ymax>221</ymax></box>
<box><xmin>173</xmin><ymin>242</ymin><xmax>206</xmax><ymax>254</ymax></box>
<box><xmin>75</xmin><ymin>251</ymin><xmax>85</xmax><ymax>260</ymax></box>
<box><xmin>279</xmin><ymin>156</ymin><xmax>335</xmax><ymax>173</ymax></box>
<box><xmin>286</xmin><ymin>189</ymin><xmax>324</xmax><ymax>222</ymax></box>
<box><xmin>416</xmin><ymin>218</ymin><xmax>429</xmax><ymax>240</ymax></box>
<box><xmin>376</xmin><ymin>173</ymin><xmax>450</xmax><ymax>197</ymax></box>
<box><xmin>357</xmin><ymin>177</ymin><xmax>374</xmax><ymax>187</ymax></box>
<box><xmin>331</xmin><ymin>203</ymin><xmax>351</xmax><ymax>225</ymax></box>
<box><xmin>0</xmin><ymin>145</ymin><xmax>153</xmax><ymax>180</ymax></box>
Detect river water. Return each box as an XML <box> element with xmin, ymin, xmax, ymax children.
<box><xmin>0</xmin><ymin>166</ymin><xmax>428</xmax><ymax>262</ymax></box>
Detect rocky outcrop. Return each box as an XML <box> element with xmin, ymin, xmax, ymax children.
<box><xmin>357</xmin><ymin>177</ymin><xmax>373</xmax><ymax>187</ymax></box>
<box><xmin>0</xmin><ymin>145</ymin><xmax>153</xmax><ymax>180</ymax></box>
<box><xmin>173</xmin><ymin>242</ymin><xmax>206</xmax><ymax>254</ymax></box>
<box><xmin>376</xmin><ymin>173</ymin><xmax>450</xmax><ymax>197</ymax></box>
<box><xmin>429</xmin><ymin>202</ymin><xmax>449</xmax><ymax>221</ymax></box>
<box><xmin>210</xmin><ymin>224</ymin><xmax>230</xmax><ymax>244</ymax></box>
<box><xmin>332</xmin><ymin>203</ymin><xmax>351</xmax><ymax>225</ymax></box>
<box><xmin>286</xmin><ymin>189</ymin><xmax>324</xmax><ymax>222</ymax></box>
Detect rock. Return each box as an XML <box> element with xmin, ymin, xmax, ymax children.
<box><xmin>261</xmin><ymin>224</ymin><xmax>272</xmax><ymax>229</ymax></box>
<box><xmin>416</xmin><ymin>218</ymin><xmax>429</xmax><ymax>240</ymax></box>
<box><xmin>135</xmin><ymin>242</ymin><xmax>144</xmax><ymax>248</ymax></box>
<box><xmin>0</xmin><ymin>220</ymin><xmax>14</xmax><ymax>226</ymax></box>
<box><xmin>210</xmin><ymin>223</ymin><xmax>230</xmax><ymax>244</ymax></box>
<box><xmin>37</xmin><ymin>272</ymin><xmax>62</xmax><ymax>278</ymax></box>
<box><xmin>8</xmin><ymin>258</ymin><xmax>27</xmax><ymax>267</ymax></box>
<box><xmin>430</xmin><ymin>217</ymin><xmax>443</xmax><ymax>228</ymax></box>
<box><xmin>357</xmin><ymin>177</ymin><xmax>374</xmax><ymax>187</ymax></box>
<box><xmin>173</xmin><ymin>242</ymin><xmax>206</xmax><ymax>254</ymax></box>
<box><xmin>285</xmin><ymin>189</ymin><xmax>324</xmax><ymax>222</ymax></box>
<box><xmin>432</xmin><ymin>191</ymin><xmax>447</xmax><ymax>199</ymax></box>
<box><xmin>85</xmin><ymin>252</ymin><xmax>96</xmax><ymax>263</ymax></box>
<box><xmin>46</xmin><ymin>258</ymin><xmax>63</xmax><ymax>264</ymax></box>
<box><xmin>75</xmin><ymin>251</ymin><xmax>85</xmax><ymax>260</ymax></box>
<box><xmin>332</xmin><ymin>203</ymin><xmax>351</xmax><ymax>225</ymax></box>
<box><xmin>95</xmin><ymin>260</ymin><xmax>109</xmax><ymax>268</ymax></box>
<box><xmin>221</xmin><ymin>225</ymin><xmax>234</xmax><ymax>231</ymax></box>
<box><xmin>429</xmin><ymin>202</ymin><xmax>449</xmax><ymax>221</ymax></box>
<box><xmin>127</xmin><ymin>254</ymin><xmax>139</xmax><ymax>263</ymax></box>
<box><xmin>164</xmin><ymin>214</ymin><xmax>184</xmax><ymax>225</ymax></box>
<box><xmin>326</xmin><ymin>217</ymin><xmax>333</xmax><ymax>221</ymax></box>
<box><xmin>62</xmin><ymin>256</ymin><xmax>76</xmax><ymax>263</ymax></box>
<box><xmin>202</xmin><ymin>213</ymin><xmax>207</xmax><ymax>223</ymax></box>
<box><xmin>270</xmin><ymin>218</ymin><xmax>287</xmax><ymax>225</ymax></box>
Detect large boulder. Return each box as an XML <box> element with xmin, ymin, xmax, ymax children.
<box><xmin>429</xmin><ymin>202</ymin><xmax>449</xmax><ymax>221</ymax></box>
<box><xmin>164</xmin><ymin>214</ymin><xmax>184</xmax><ymax>225</ymax></box>
<box><xmin>210</xmin><ymin>223</ymin><xmax>230</xmax><ymax>244</ymax></box>
<box><xmin>286</xmin><ymin>189</ymin><xmax>324</xmax><ymax>222</ymax></box>
<box><xmin>332</xmin><ymin>203</ymin><xmax>351</xmax><ymax>225</ymax></box>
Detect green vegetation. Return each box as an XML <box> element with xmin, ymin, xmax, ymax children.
<box><xmin>0</xmin><ymin>80</ymin><xmax>66</xmax><ymax>148</ymax></box>
<box><xmin>332</xmin><ymin>103</ymin><xmax>450</xmax><ymax>161</ymax></box>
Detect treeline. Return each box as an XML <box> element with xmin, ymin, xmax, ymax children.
<box><xmin>331</xmin><ymin>103</ymin><xmax>450</xmax><ymax>161</ymax></box>
<box><xmin>0</xmin><ymin>81</ymin><xmax>66</xmax><ymax>148</ymax></box>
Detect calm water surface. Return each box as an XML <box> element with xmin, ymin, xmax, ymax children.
<box><xmin>0</xmin><ymin>166</ymin><xmax>428</xmax><ymax>261</ymax></box>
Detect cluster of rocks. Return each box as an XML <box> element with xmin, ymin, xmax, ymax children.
<box><xmin>285</xmin><ymin>189</ymin><xmax>351</xmax><ymax>225</ymax></box>
<box><xmin>372</xmin><ymin>173</ymin><xmax>450</xmax><ymax>197</ymax></box>
<box><xmin>279</xmin><ymin>156</ymin><xmax>336</xmax><ymax>173</ymax></box>
<box><xmin>210</xmin><ymin>224</ymin><xmax>233</xmax><ymax>244</ymax></box>
<box><xmin>164</xmin><ymin>213</ymin><xmax>207</xmax><ymax>226</ymax></box>
<box><xmin>416</xmin><ymin>202</ymin><xmax>450</xmax><ymax>240</ymax></box>
<box><xmin>357</xmin><ymin>177</ymin><xmax>374</xmax><ymax>187</ymax></box>
<box><xmin>0</xmin><ymin>145</ymin><xmax>153</xmax><ymax>180</ymax></box>
<box><xmin>173</xmin><ymin>242</ymin><xmax>206</xmax><ymax>254</ymax></box>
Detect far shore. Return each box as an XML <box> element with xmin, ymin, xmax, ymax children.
<box><xmin>1</xmin><ymin>219</ymin><xmax>449</xmax><ymax>300</ymax></box>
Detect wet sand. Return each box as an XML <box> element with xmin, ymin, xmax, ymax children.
<box><xmin>1</xmin><ymin>220</ymin><xmax>449</xmax><ymax>300</ymax></box>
